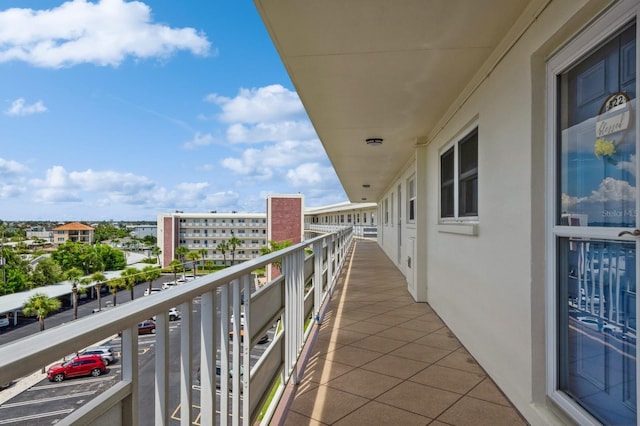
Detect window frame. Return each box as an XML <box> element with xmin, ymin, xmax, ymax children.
<box><xmin>407</xmin><ymin>174</ymin><xmax>416</xmax><ymax>224</ymax></box>
<box><xmin>439</xmin><ymin>125</ymin><xmax>479</xmax><ymax>223</ymax></box>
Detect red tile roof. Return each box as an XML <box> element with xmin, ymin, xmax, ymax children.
<box><xmin>52</xmin><ymin>222</ymin><xmax>95</xmax><ymax>231</ymax></box>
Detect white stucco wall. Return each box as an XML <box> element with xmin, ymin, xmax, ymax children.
<box><xmin>376</xmin><ymin>1</ymin><xmax>613</xmax><ymax>424</ymax></box>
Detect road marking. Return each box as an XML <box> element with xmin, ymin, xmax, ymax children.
<box><xmin>29</xmin><ymin>376</ymin><xmax>115</xmax><ymax>391</ymax></box>
<box><xmin>0</xmin><ymin>408</ymin><xmax>74</xmax><ymax>424</ymax></box>
<box><xmin>1</xmin><ymin>391</ymin><xmax>96</xmax><ymax>408</ymax></box>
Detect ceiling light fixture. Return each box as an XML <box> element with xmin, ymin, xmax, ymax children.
<box><xmin>365</xmin><ymin>138</ymin><xmax>383</xmax><ymax>146</ymax></box>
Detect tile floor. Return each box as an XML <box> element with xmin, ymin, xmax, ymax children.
<box><xmin>279</xmin><ymin>239</ymin><xmax>528</xmax><ymax>425</ymax></box>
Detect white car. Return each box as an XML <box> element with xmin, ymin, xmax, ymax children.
<box><xmin>162</xmin><ymin>281</ymin><xmax>178</xmax><ymax>290</ymax></box>
<box><xmin>152</xmin><ymin>308</ymin><xmax>182</xmax><ymax>322</ymax></box>
<box><xmin>144</xmin><ymin>287</ymin><xmax>162</xmax><ymax>296</ymax></box>
<box><xmin>169</xmin><ymin>308</ymin><xmax>181</xmax><ymax>321</ymax></box>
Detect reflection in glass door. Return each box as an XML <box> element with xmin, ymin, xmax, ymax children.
<box><xmin>555</xmin><ymin>23</ymin><xmax>637</xmax><ymax>424</ymax></box>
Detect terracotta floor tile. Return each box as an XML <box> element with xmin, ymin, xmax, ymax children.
<box><xmin>320</xmin><ymin>345</ymin><xmax>384</xmax><ymax>367</ymax></box>
<box><xmin>437</xmin><ymin>396</ymin><xmax>527</xmax><ymax>426</ymax></box>
<box><xmin>283</xmin><ymin>410</ymin><xmax>328</xmax><ymax>426</ymax></box>
<box><xmin>341</xmin><ymin>320</ymin><xmax>391</xmax><ymax>335</ymax></box>
<box><xmin>376</xmin><ymin>326</ymin><xmax>425</xmax><ymax>342</ymax></box>
<box><xmin>349</xmin><ymin>335</ymin><xmax>408</xmax><ymax>353</ymax></box>
<box><xmin>326</xmin><ymin>368</ymin><xmax>402</xmax><ymax>399</ymax></box>
<box><xmin>301</xmin><ymin>358</ymin><xmax>355</xmax><ymax>385</ymax></box>
<box><xmin>376</xmin><ymin>380</ymin><xmax>461</xmax><ymax>419</ymax></box>
<box><xmin>467</xmin><ymin>378</ymin><xmax>512</xmax><ymax>406</ymax></box>
<box><xmin>360</xmin><ymin>354</ymin><xmax>429</xmax><ymax>380</ymax></box>
<box><xmin>333</xmin><ymin>401</ymin><xmax>432</xmax><ymax>426</ymax></box>
<box><xmin>410</xmin><ymin>365</ymin><xmax>485</xmax><ymax>394</ymax></box>
<box><xmin>413</xmin><ymin>332</ymin><xmax>461</xmax><ymax>351</ymax></box>
<box><xmin>390</xmin><ymin>342</ymin><xmax>453</xmax><ymax>364</ymax></box>
<box><xmin>435</xmin><ymin>351</ymin><xmax>485</xmax><ymax>375</ymax></box>
<box><xmin>317</xmin><ymin>328</ymin><xmax>369</xmax><ymax>346</ymax></box>
<box><xmin>289</xmin><ymin>385</ymin><xmax>369</xmax><ymax>425</ymax></box>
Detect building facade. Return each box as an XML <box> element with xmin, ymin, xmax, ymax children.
<box><xmin>304</xmin><ymin>201</ymin><xmax>377</xmax><ymax>238</ymax></box>
<box><xmin>157</xmin><ymin>212</ymin><xmax>268</xmax><ymax>268</ymax></box>
<box><xmin>51</xmin><ymin>222</ymin><xmax>94</xmax><ymax>245</ymax></box>
<box><xmin>256</xmin><ymin>1</ymin><xmax>640</xmax><ymax>424</ymax></box>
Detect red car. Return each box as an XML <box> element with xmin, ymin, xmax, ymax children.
<box><xmin>47</xmin><ymin>354</ymin><xmax>106</xmax><ymax>382</ymax></box>
<box><xmin>138</xmin><ymin>320</ymin><xmax>156</xmax><ymax>335</ymax></box>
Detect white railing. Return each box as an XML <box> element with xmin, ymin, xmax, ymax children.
<box><xmin>306</xmin><ymin>223</ymin><xmax>377</xmax><ymax>239</ymax></box>
<box><xmin>0</xmin><ymin>228</ymin><xmax>353</xmax><ymax>425</ymax></box>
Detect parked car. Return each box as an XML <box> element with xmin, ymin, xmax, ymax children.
<box><xmin>162</xmin><ymin>281</ymin><xmax>178</xmax><ymax>290</ymax></box>
<box><xmin>137</xmin><ymin>320</ymin><xmax>156</xmax><ymax>334</ymax></box>
<box><xmin>77</xmin><ymin>346</ymin><xmax>116</xmax><ymax>365</ymax></box>
<box><xmin>152</xmin><ymin>308</ymin><xmax>182</xmax><ymax>322</ymax></box>
<box><xmin>0</xmin><ymin>316</ymin><xmax>9</xmax><ymax>328</ymax></box>
<box><xmin>169</xmin><ymin>307</ymin><xmax>181</xmax><ymax>321</ymax></box>
<box><xmin>144</xmin><ymin>287</ymin><xmax>162</xmax><ymax>296</ymax></box>
<box><xmin>47</xmin><ymin>354</ymin><xmax>106</xmax><ymax>382</ymax></box>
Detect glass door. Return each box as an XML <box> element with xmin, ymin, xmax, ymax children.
<box><xmin>554</xmin><ymin>22</ymin><xmax>638</xmax><ymax>424</ymax></box>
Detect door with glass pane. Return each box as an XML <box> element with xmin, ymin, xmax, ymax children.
<box><xmin>555</xmin><ymin>23</ymin><xmax>637</xmax><ymax>424</ymax></box>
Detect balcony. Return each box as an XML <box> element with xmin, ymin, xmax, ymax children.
<box><xmin>0</xmin><ymin>231</ymin><xmax>524</xmax><ymax>425</ymax></box>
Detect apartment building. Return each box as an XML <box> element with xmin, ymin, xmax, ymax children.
<box><xmin>304</xmin><ymin>201</ymin><xmax>377</xmax><ymax>238</ymax></box>
<box><xmin>157</xmin><ymin>211</ymin><xmax>268</xmax><ymax>268</ymax></box>
<box><xmin>52</xmin><ymin>222</ymin><xmax>94</xmax><ymax>245</ymax></box>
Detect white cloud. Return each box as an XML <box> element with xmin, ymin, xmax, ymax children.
<box><xmin>5</xmin><ymin>98</ymin><xmax>47</xmax><ymax>116</ymax></box>
<box><xmin>0</xmin><ymin>0</ymin><xmax>211</xmax><ymax>68</ymax></box>
<box><xmin>562</xmin><ymin>177</ymin><xmax>636</xmax><ymax>213</ymax></box>
<box><xmin>183</xmin><ymin>132</ymin><xmax>214</xmax><ymax>149</ymax></box>
<box><xmin>31</xmin><ymin>165</ymin><xmax>156</xmax><ymax>202</ymax></box>
<box><xmin>206</xmin><ymin>84</ymin><xmax>306</xmax><ymax>125</ymax></box>
<box><xmin>286</xmin><ymin>163</ymin><xmax>334</xmax><ymax>187</ymax></box>
<box><xmin>226</xmin><ymin>120</ymin><xmax>316</xmax><ymax>144</ymax></box>
<box><xmin>584</xmin><ymin>177</ymin><xmax>636</xmax><ymax>203</ymax></box>
<box><xmin>221</xmin><ymin>139</ymin><xmax>327</xmax><ymax>177</ymax></box>
<box><xmin>616</xmin><ymin>154</ymin><xmax>636</xmax><ymax>176</ymax></box>
<box><xmin>0</xmin><ymin>157</ymin><xmax>29</xmax><ymax>177</ymax></box>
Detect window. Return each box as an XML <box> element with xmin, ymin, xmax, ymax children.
<box><xmin>407</xmin><ymin>175</ymin><xmax>416</xmax><ymax>223</ymax></box>
<box><xmin>440</xmin><ymin>127</ymin><xmax>478</xmax><ymax>219</ymax></box>
<box><xmin>384</xmin><ymin>198</ymin><xmax>389</xmax><ymax>224</ymax></box>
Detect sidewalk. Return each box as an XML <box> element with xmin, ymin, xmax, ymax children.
<box><xmin>0</xmin><ymin>335</ymin><xmax>116</xmax><ymax>406</ymax></box>
<box><xmin>0</xmin><ymin>370</ymin><xmax>46</xmax><ymax>405</ymax></box>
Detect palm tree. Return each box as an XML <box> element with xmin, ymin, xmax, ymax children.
<box><xmin>90</xmin><ymin>272</ymin><xmax>107</xmax><ymax>312</ymax></box>
<box><xmin>142</xmin><ymin>265</ymin><xmax>161</xmax><ymax>294</ymax></box>
<box><xmin>65</xmin><ymin>267</ymin><xmax>84</xmax><ymax>320</ymax></box>
<box><xmin>22</xmin><ymin>292</ymin><xmax>61</xmax><ymax>332</ymax></box>
<box><xmin>186</xmin><ymin>251</ymin><xmax>200</xmax><ymax>277</ymax></box>
<box><xmin>121</xmin><ymin>267</ymin><xmax>140</xmax><ymax>301</ymax></box>
<box><xmin>169</xmin><ymin>259</ymin><xmax>182</xmax><ymax>283</ymax></box>
<box><xmin>175</xmin><ymin>245</ymin><xmax>189</xmax><ymax>271</ymax></box>
<box><xmin>108</xmin><ymin>278</ymin><xmax>123</xmax><ymax>306</ymax></box>
<box><xmin>198</xmin><ymin>248</ymin><xmax>208</xmax><ymax>274</ymax></box>
<box><xmin>216</xmin><ymin>242</ymin><xmax>229</xmax><ymax>267</ymax></box>
<box><xmin>151</xmin><ymin>246</ymin><xmax>162</xmax><ymax>264</ymax></box>
<box><xmin>228</xmin><ymin>236</ymin><xmax>242</xmax><ymax>266</ymax></box>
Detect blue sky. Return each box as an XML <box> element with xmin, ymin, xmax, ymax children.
<box><xmin>0</xmin><ymin>0</ymin><xmax>347</xmax><ymax>222</ymax></box>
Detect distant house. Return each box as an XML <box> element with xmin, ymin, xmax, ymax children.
<box><xmin>25</xmin><ymin>226</ymin><xmax>54</xmax><ymax>243</ymax></box>
<box><xmin>52</xmin><ymin>222</ymin><xmax>95</xmax><ymax>245</ymax></box>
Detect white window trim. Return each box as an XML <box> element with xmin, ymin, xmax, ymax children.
<box><xmin>438</xmin><ymin>120</ymin><xmax>479</xmax><ymax>226</ymax></box>
<box><xmin>545</xmin><ymin>1</ymin><xmax>639</xmax><ymax>424</ymax></box>
<box><xmin>407</xmin><ymin>174</ymin><xmax>416</xmax><ymax>224</ymax></box>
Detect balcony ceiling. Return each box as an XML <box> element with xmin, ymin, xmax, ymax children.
<box><xmin>255</xmin><ymin>0</ymin><xmax>533</xmax><ymax>202</ymax></box>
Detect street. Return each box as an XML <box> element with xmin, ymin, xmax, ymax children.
<box><xmin>0</xmin><ymin>275</ymin><xmax>273</xmax><ymax>425</ymax></box>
